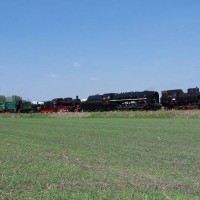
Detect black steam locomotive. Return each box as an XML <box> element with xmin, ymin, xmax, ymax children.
<box><xmin>161</xmin><ymin>87</ymin><xmax>200</xmax><ymax>109</ymax></box>
<box><xmin>39</xmin><ymin>97</ymin><xmax>81</xmax><ymax>113</ymax></box>
<box><xmin>81</xmin><ymin>91</ymin><xmax>161</xmax><ymax>111</ymax></box>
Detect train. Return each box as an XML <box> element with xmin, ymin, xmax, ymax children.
<box><xmin>38</xmin><ymin>97</ymin><xmax>81</xmax><ymax>113</ymax></box>
<box><xmin>81</xmin><ymin>91</ymin><xmax>160</xmax><ymax>111</ymax></box>
<box><xmin>0</xmin><ymin>95</ymin><xmax>81</xmax><ymax>113</ymax></box>
<box><xmin>0</xmin><ymin>87</ymin><xmax>200</xmax><ymax>113</ymax></box>
<box><xmin>161</xmin><ymin>87</ymin><xmax>200</xmax><ymax>110</ymax></box>
<box><xmin>0</xmin><ymin>96</ymin><xmax>33</xmax><ymax>113</ymax></box>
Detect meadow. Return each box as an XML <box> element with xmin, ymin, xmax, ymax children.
<box><xmin>0</xmin><ymin>111</ymin><xmax>200</xmax><ymax>199</ymax></box>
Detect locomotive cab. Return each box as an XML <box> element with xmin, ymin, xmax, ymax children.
<box><xmin>188</xmin><ymin>87</ymin><xmax>199</xmax><ymax>94</ymax></box>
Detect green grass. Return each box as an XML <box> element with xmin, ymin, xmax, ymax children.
<box><xmin>0</xmin><ymin>116</ymin><xmax>200</xmax><ymax>199</ymax></box>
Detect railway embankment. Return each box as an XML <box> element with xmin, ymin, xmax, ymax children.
<box><xmin>1</xmin><ymin>110</ymin><xmax>200</xmax><ymax>119</ymax></box>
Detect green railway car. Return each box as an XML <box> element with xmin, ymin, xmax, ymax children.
<box><xmin>4</xmin><ymin>102</ymin><xmax>18</xmax><ymax>113</ymax></box>
<box><xmin>0</xmin><ymin>95</ymin><xmax>33</xmax><ymax>113</ymax></box>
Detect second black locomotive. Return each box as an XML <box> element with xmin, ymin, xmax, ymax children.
<box><xmin>81</xmin><ymin>91</ymin><xmax>161</xmax><ymax>111</ymax></box>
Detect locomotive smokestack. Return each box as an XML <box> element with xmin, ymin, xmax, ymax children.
<box><xmin>76</xmin><ymin>96</ymin><xmax>78</xmax><ymax>99</ymax></box>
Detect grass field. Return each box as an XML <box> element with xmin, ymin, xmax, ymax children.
<box><xmin>0</xmin><ymin>111</ymin><xmax>200</xmax><ymax>199</ymax></box>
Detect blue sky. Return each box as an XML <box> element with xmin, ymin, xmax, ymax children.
<box><xmin>0</xmin><ymin>0</ymin><xmax>200</xmax><ymax>100</ymax></box>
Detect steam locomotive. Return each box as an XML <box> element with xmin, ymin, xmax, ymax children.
<box><xmin>38</xmin><ymin>97</ymin><xmax>81</xmax><ymax>113</ymax></box>
<box><xmin>1</xmin><ymin>86</ymin><xmax>200</xmax><ymax>113</ymax></box>
<box><xmin>81</xmin><ymin>91</ymin><xmax>161</xmax><ymax>111</ymax></box>
<box><xmin>161</xmin><ymin>87</ymin><xmax>200</xmax><ymax>110</ymax></box>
